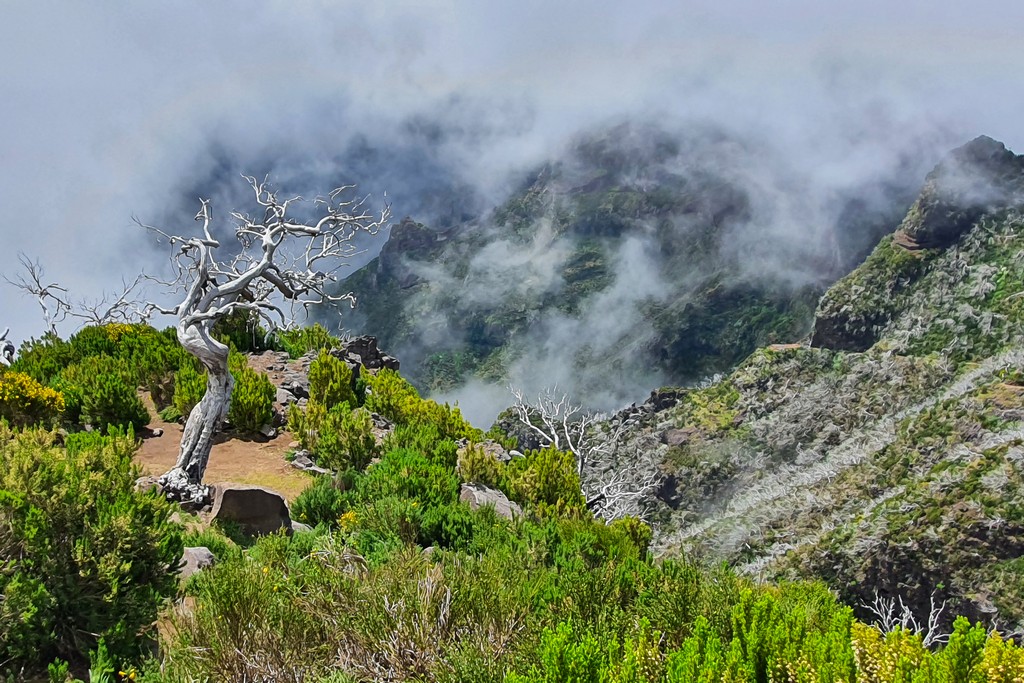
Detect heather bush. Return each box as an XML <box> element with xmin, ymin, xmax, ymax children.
<box><xmin>289</xmin><ymin>401</ymin><xmax>380</xmax><ymax>471</ymax></box>
<box><xmin>364</xmin><ymin>368</ymin><xmax>477</xmax><ymax>440</ymax></box>
<box><xmin>0</xmin><ymin>425</ymin><xmax>182</xmax><ymax>674</ymax></box>
<box><xmin>274</xmin><ymin>323</ymin><xmax>340</xmax><ymax>358</ymax></box>
<box><xmin>457</xmin><ymin>441</ymin><xmax>504</xmax><ymax>488</ymax></box>
<box><xmin>503</xmin><ymin>445</ymin><xmax>587</xmax><ymax>517</ymax></box>
<box><xmin>291</xmin><ymin>473</ymin><xmax>351</xmax><ymax>527</ymax></box>
<box><xmin>10</xmin><ymin>332</ymin><xmax>74</xmax><ymax>384</ymax></box>
<box><xmin>212</xmin><ymin>309</ymin><xmax>276</xmax><ymax>354</ymax></box>
<box><xmin>227</xmin><ymin>362</ymin><xmax>275</xmax><ymax>433</ymax></box>
<box><xmin>173</xmin><ymin>356</ymin><xmax>206</xmax><ymax>418</ymax></box>
<box><xmin>59</xmin><ymin>355</ymin><xmax>150</xmax><ymax>431</ymax></box>
<box><xmin>308</xmin><ymin>350</ymin><xmax>357</xmax><ymax>408</ymax></box>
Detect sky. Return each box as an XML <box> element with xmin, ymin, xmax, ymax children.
<box><xmin>2</xmin><ymin>0</ymin><xmax>1023</xmax><ymax>349</ymax></box>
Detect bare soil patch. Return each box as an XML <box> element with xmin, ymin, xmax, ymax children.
<box><xmin>135</xmin><ymin>394</ymin><xmax>312</xmax><ymax>502</ymax></box>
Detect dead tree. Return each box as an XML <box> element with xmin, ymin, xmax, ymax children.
<box><xmin>0</xmin><ymin>328</ymin><xmax>14</xmax><ymax>366</ymax></box>
<box><xmin>509</xmin><ymin>386</ymin><xmax>656</xmax><ymax>521</ymax></box>
<box><xmin>140</xmin><ymin>176</ymin><xmax>388</xmax><ymax>502</ymax></box>
<box><xmin>5</xmin><ymin>254</ymin><xmax>146</xmax><ymax>332</ymax></box>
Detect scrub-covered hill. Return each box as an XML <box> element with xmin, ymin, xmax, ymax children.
<box><xmin>600</xmin><ymin>135</ymin><xmax>1024</xmax><ymax>633</ymax></box>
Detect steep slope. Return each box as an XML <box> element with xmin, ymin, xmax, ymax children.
<box><xmin>334</xmin><ymin>123</ymin><xmax>921</xmax><ymax>408</ymax></box>
<box><xmin>608</xmin><ymin>135</ymin><xmax>1024</xmax><ymax>632</ymax></box>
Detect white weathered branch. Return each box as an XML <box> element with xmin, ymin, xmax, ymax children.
<box><xmin>509</xmin><ymin>385</ymin><xmax>658</xmax><ymax>522</ymax></box>
<box><xmin>862</xmin><ymin>589</ymin><xmax>950</xmax><ymax>647</ymax></box>
<box><xmin>0</xmin><ymin>327</ymin><xmax>13</xmax><ymax>366</ymax></box>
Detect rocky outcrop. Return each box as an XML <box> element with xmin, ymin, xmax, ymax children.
<box><xmin>589</xmin><ymin>136</ymin><xmax>1024</xmax><ymax>634</ymax></box>
<box><xmin>251</xmin><ymin>335</ymin><xmax>399</xmax><ymax>417</ymax></box>
<box><xmin>327</xmin><ymin>336</ymin><xmax>400</xmax><ymax>374</ymax></box>
<box><xmin>208</xmin><ymin>484</ymin><xmax>292</xmax><ymax>536</ymax></box>
<box><xmin>900</xmin><ymin>135</ymin><xmax>1024</xmax><ymax>249</ymax></box>
<box><xmin>810</xmin><ymin>137</ymin><xmax>1024</xmax><ymax>353</ymax></box>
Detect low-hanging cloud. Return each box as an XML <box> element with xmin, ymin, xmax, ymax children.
<box><xmin>2</xmin><ymin>1</ymin><xmax>1023</xmax><ymax>413</ymax></box>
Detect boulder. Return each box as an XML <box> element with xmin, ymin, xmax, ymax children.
<box><xmin>179</xmin><ymin>546</ymin><xmax>216</xmax><ymax>580</ymax></box>
<box><xmin>459</xmin><ymin>483</ymin><xmax>522</xmax><ymax>520</ymax></box>
<box><xmin>291</xmin><ymin>520</ymin><xmax>313</xmax><ymax>534</ymax></box>
<box><xmin>331</xmin><ymin>335</ymin><xmax>401</xmax><ymax>372</ymax></box>
<box><xmin>291</xmin><ymin>452</ymin><xmax>316</xmax><ymax>469</ymax></box>
<box><xmin>208</xmin><ymin>484</ymin><xmax>292</xmax><ymax>536</ymax></box>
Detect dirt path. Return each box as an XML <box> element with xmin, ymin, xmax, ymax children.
<box><xmin>135</xmin><ymin>396</ymin><xmax>313</xmax><ymax>502</ymax></box>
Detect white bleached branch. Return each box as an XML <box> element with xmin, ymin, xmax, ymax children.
<box><xmin>509</xmin><ymin>385</ymin><xmax>656</xmax><ymax>522</ymax></box>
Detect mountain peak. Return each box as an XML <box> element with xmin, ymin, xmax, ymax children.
<box><xmin>899</xmin><ymin>135</ymin><xmax>1024</xmax><ymax>248</ymax></box>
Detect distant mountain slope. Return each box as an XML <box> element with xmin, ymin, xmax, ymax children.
<box><xmin>605</xmin><ymin>135</ymin><xmax>1024</xmax><ymax>632</ymax></box>
<box><xmin>333</xmin><ymin>123</ymin><xmax>922</xmax><ymax>412</ymax></box>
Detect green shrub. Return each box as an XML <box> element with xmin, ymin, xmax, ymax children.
<box><xmin>457</xmin><ymin>442</ymin><xmax>504</xmax><ymax>488</ymax></box>
<box><xmin>308</xmin><ymin>351</ymin><xmax>357</xmax><ymax>409</ymax></box>
<box><xmin>274</xmin><ymin>323</ymin><xmax>340</xmax><ymax>359</ymax></box>
<box><xmin>10</xmin><ymin>333</ymin><xmax>74</xmax><ymax>385</ymax></box>
<box><xmin>59</xmin><ymin>356</ymin><xmax>150</xmax><ymax>431</ymax></box>
<box><xmin>213</xmin><ymin>309</ymin><xmax>275</xmax><ymax>354</ymax></box>
<box><xmin>358</xmin><ymin>447</ymin><xmax>461</xmax><ymax>510</ymax></box>
<box><xmin>228</xmin><ymin>363</ymin><xmax>275</xmax><ymax>433</ymax></box>
<box><xmin>419</xmin><ymin>502</ymin><xmax>478</xmax><ymax>550</ymax></box>
<box><xmin>0</xmin><ymin>425</ymin><xmax>182</xmax><ymax>673</ymax></box>
<box><xmin>158</xmin><ymin>404</ymin><xmax>183</xmax><ymax>422</ymax></box>
<box><xmin>364</xmin><ymin>368</ymin><xmax>477</xmax><ymax>441</ymax></box>
<box><xmin>289</xmin><ymin>401</ymin><xmax>380</xmax><ymax>472</ymax></box>
<box><xmin>384</xmin><ymin>422</ymin><xmax>459</xmax><ymax>467</ymax></box>
<box><xmin>291</xmin><ymin>474</ymin><xmax>351</xmax><ymax>527</ymax></box>
<box><xmin>173</xmin><ymin>356</ymin><xmax>207</xmax><ymax>418</ymax></box>
<box><xmin>503</xmin><ymin>445</ymin><xmax>587</xmax><ymax>517</ymax></box>
<box><xmin>82</xmin><ymin>371</ymin><xmax>150</xmax><ymax>431</ymax></box>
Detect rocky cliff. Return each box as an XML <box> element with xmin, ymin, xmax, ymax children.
<box><xmin>599</xmin><ymin>136</ymin><xmax>1024</xmax><ymax>633</ymax></box>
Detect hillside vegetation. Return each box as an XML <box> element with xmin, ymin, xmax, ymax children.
<box><xmin>4</xmin><ymin>136</ymin><xmax>1024</xmax><ymax>681</ymax></box>
<box><xmin>604</xmin><ymin>136</ymin><xmax>1024</xmax><ymax>638</ymax></box>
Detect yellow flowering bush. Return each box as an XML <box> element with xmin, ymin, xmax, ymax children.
<box><xmin>0</xmin><ymin>370</ymin><xmax>64</xmax><ymax>427</ymax></box>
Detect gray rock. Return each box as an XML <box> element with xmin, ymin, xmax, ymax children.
<box><xmin>459</xmin><ymin>483</ymin><xmax>522</xmax><ymax>520</ymax></box>
<box><xmin>276</xmin><ymin>387</ymin><xmax>297</xmax><ymax>405</ymax></box>
<box><xmin>291</xmin><ymin>520</ymin><xmax>313</xmax><ymax>533</ymax></box>
<box><xmin>283</xmin><ymin>377</ymin><xmax>309</xmax><ymax>399</ymax></box>
<box><xmin>291</xmin><ymin>453</ymin><xmax>315</xmax><ymax>469</ymax></box>
<box><xmin>179</xmin><ymin>546</ymin><xmax>216</xmax><ymax>580</ymax></box>
<box><xmin>456</xmin><ymin>439</ymin><xmax>511</xmax><ymax>467</ymax></box>
<box><xmin>259</xmin><ymin>423</ymin><xmax>277</xmax><ymax>439</ymax></box>
<box><xmin>508</xmin><ymin>449</ymin><xmax>525</xmax><ymax>459</ymax></box>
<box><xmin>208</xmin><ymin>483</ymin><xmax>292</xmax><ymax>536</ymax></box>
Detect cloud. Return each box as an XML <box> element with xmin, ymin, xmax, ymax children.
<box><xmin>2</xmin><ymin>0</ymin><xmax>1022</xmax><ymax>362</ymax></box>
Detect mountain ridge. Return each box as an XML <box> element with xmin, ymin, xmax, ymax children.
<box><xmin>596</xmin><ymin>135</ymin><xmax>1024</xmax><ymax>633</ymax></box>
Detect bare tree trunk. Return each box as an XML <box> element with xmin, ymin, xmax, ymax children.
<box><xmin>159</xmin><ymin>322</ymin><xmax>233</xmax><ymax>502</ymax></box>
